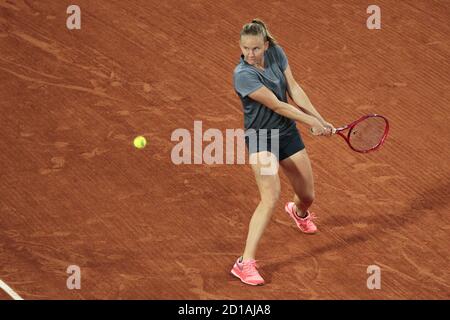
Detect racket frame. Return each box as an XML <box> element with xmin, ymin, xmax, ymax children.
<box><xmin>334</xmin><ymin>114</ymin><xmax>389</xmax><ymax>153</ymax></box>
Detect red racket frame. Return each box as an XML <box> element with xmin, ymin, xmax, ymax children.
<box><xmin>334</xmin><ymin>114</ymin><xmax>389</xmax><ymax>153</ymax></box>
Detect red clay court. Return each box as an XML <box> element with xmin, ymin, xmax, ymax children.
<box><xmin>0</xmin><ymin>0</ymin><xmax>449</xmax><ymax>299</ymax></box>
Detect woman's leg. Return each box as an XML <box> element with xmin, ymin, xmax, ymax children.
<box><xmin>242</xmin><ymin>151</ymin><xmax>281</xmax><ymax>260</ymax></box>
<box><xmin>280</xmin><ymin>148</ymin><xmax>315</xmax><ymax>217</ymax></box>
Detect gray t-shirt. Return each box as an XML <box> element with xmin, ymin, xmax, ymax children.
<box><xmin>233</xmin><ymin>45</ymin><xmax>297</xmax><ymax>139</ymax></box>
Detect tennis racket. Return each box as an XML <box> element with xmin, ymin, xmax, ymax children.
<box><xmin>332</xmin><ymin>114</ymin><xmax>389</xmax><ymax>153</ymax></box>
<box><xmin>311</xmin><ymin>114</ymin><xmax>389</xmax><ymax>153</ymax></box>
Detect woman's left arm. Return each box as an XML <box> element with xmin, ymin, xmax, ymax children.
<box><xmin>284</xmin><ymin>65</ymin><xmax>334</xmax><ymax>133</ymax></box>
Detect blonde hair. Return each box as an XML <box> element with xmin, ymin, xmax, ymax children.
<box><xmin>240</xmin><ymin>18</ymin><xmax>278</xmax><ymax>47</ymax></box>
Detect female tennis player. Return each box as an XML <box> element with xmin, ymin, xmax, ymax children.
<box><xmin>231</xmin><ymin>19</ymin><xmax>335</xmax><ymax>286</ymax></box>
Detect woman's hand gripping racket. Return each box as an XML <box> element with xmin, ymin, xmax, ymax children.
<box><xmin>332</xmin><ymin>114</ymin><xmax>389</xmax><ymax>153</ymax></box>
<box><xmin>311</xmin><ymin>114</ymin><xmax>390</xmax><ymax>153</ymax></box>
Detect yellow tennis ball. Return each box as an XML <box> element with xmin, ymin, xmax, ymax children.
<box><xmin>133</xmin><ymin>136</ymin><xmax>147</xmax><ymax>149</ymax></box>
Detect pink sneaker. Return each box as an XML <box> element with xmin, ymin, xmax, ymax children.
<box><xmin>231</xmin><ymin>257</ymin><xmax>265</xmax><ymax>286</ymax></box>
<box><xmin>285</xmin><ymin>202</ymin><xmax>318</xmax><ymax>234</ymax></box>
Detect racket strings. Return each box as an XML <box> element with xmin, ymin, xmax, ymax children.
<box><xmin>349</xmin><ymin>117</ymin><xmax>388</xmax><ymax>151</ymax></box>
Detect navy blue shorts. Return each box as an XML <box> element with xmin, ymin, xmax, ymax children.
<box><xmin>245</xmin><ymin>128</ymin><xmax>305</xmax><ymax>161</ymax></box>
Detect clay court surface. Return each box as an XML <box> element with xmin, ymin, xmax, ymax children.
<box><xmin>0</xmin><ymin>0</ymin><xmax>449</xmax><ymax>299</ymax></box>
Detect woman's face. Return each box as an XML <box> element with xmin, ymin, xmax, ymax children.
<box><xmin>240</xmin><ymin>35</ymin><xmax>268</xmax><ymax>66</ymax></box>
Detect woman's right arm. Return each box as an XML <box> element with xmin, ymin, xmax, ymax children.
<box><xmin>248</xmin><ymin>85</ymin><xmax>327</xmax><ymax>135</ymax></box>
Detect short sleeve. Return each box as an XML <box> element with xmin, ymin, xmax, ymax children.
<box><xmin>274</xmin><ymin>45</ymin><xmax>288</xmax><ymax>71</ymax></box>
<box><xmin>233</xmin><ymin>70</ymin><xmax>263</xmax><ymax>98</ymax></box>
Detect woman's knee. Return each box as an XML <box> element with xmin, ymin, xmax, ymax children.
<box><xmin>260</xmin><ymin>186</ymin><xmax>281</xmax><ymax>209</ymax></box>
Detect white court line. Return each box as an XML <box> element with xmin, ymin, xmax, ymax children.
<box><xmin>0</xmin><ymin>279</ymin><xmax>24</xmax><ymax>300</ymax></box>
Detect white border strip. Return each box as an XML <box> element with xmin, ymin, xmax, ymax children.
<box><xmin>0</xmin><ymin>279</ymin><xmax>24</xmax><ymax>300</ymax></box>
